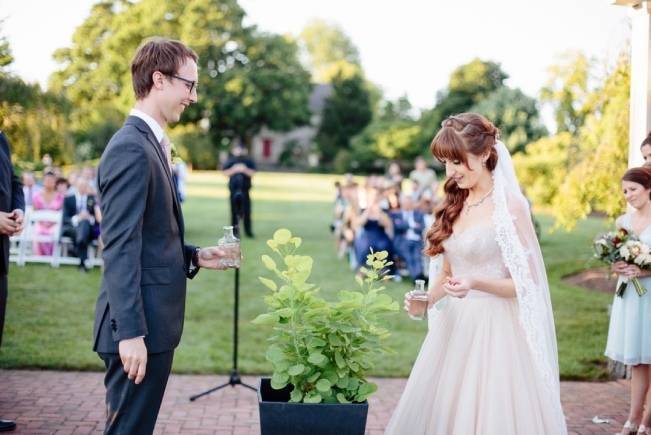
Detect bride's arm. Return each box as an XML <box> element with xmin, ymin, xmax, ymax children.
<box><xmin>428</xmin><ymin>254</ymin><xmax>450</xmax><ymax>306</ymax></box>
<box><xmin>468</xmin><ymin>277</ymin><xmax>516</xmax><ymax>298</ymax></box>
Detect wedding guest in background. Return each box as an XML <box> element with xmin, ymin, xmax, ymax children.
<box><xmin>41</xmin><ymin>153</ymin><xmax>53</xmax><ymax>168</ymax></box>
<box><xmin>606</xmin><ymin>167</ymin><xmax>651</xmax><ymax>435</ymax></box>
<box><xmin>222</xmin><ymin>144</ymin><xmax>256</xmax><ymax>238</ymax></box>
<box><xmin>390</xmin><ymin>195</ymin><xmax>426</xmax><ymax>282</ymax></box>
<box><xmin>31</xmin><ymin>171</ymin><xmax>64</xmax><ymax>256</ymax></box>
<box><xmin>55</xmin><ymin>177</ymin><xmax>70</xmax><ymax>195</ymax></box>
<box><xmin>0</xmin><ymin>131</ymin><xmax>25</xmax><ymax>433</ymax></box>
<box><xmin>81</xmin><ymin>165</ymin><xmax>98</xmax><ymax>193</ymax></box>
<box><xmin>409</xmin><ymin>156</ymin><xmax>437</xmax><ymax>200</ymax></box>
<box><xmin>386</xmin><ymin>161</ymin><xmax>404</xmax><ymax>191</ymax></box>
<box><xmin>21</xmin><ymin>171</ymin><xmax>39</xmax><ymax>208</ymax></box>
<box><xmin>173</xmin><ymin>159</ymin><xmax>188</xmax><ymax>203</ymax></box>
<box><xmin>51</xmin><ymin>166</ymin><xmax>63</xmax><ymax>179</ymax></box>
<box><xmin>66</xmin><ymin>171</ymin><xmax>79</xmax><ymax>196</ymax></box>
<box><xmin>354</xmin><ymin>186</ymin><xmax>394</xmax><ymax>275</ymax></box>
<box><xmin>61</xmin><ymin>177</ymin><xmax>101</xmax><ymax>271</ymax></box>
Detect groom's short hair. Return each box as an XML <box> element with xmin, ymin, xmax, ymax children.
<box><xmin>131</xmin><ymin>37</ymin><xmax>198</xmax><ymax>99</ymax></box>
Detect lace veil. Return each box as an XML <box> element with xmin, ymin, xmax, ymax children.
<box><xmin>491</xmin><ymin>140</ymin><xmax>567</xmax><ymax>432</ymax></box>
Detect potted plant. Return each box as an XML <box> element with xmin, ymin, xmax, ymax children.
<box><xmin>253</xmin><ymin>229</ymin><xmax>399</xmax><ymax>435</ymax></box>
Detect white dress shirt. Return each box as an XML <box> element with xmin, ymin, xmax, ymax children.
<box><xmin>129</xmin><ymin>108</ymin><xmax>164</xmax><ymax>143</ymax></box>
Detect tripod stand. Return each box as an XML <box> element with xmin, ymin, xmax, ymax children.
<box><xmin>190</xmin><ymin>193</ymin><xmax>256</xmax><ymax>401</ymax></box>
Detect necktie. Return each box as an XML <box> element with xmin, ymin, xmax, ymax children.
<box><xmin>160</xmin><ymin>136</ymin><xmax>172</xmax><ymax>171</ymax></box>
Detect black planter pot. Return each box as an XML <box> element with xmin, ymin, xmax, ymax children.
<box><xmin>257</xmin><ymin>377</ymin><xmax>369</xmax><ymax>435</ymax></box>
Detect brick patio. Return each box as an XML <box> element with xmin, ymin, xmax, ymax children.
<box><xmin>0</xmin><ymin>369</ymin><xmax>629</xmax><ymax>434</ymax></box>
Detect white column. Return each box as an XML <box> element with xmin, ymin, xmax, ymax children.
<box><xmin>628</xmin><ymin>6</ymin><xmax>651</xmax><ymax>168</ymax></box>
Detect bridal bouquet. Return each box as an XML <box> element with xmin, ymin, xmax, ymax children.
<box><xmin>593</xmin><ymin>228</ymin><xmax>651</xmax><ymax>296</ymax></box>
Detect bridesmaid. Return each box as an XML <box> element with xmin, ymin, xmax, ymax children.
<box><xmin>606</xmin><ymin>167</ymin><xmax>651</xmax><ymax>435</ymax></box>
<box><xmin>641</xmin><ymin>132</ymin><xmax>651</xmax><ymax>165</ymax></box>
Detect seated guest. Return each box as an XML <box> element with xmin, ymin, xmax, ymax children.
<box><xmin>61</xmin><ymin>177</ymin><xmax>101</xmax><ymax>271</ymax></box>
<box><xmin>409</xmin><ymin>156</ymin><xmax>437</xmax><ymax>200</ymax></box>
<box><xmin>55</xmin><ymin>177</ymin><xmax>70</xmax><ymax>195</ymax></box>
<box><xmin>32</xmin><ymin>171</ymin><xmax>64</xmax><ymax>256</ymax></box>
<box><xmin>390</xmin><ymin>195</ymin><xmax>426</xmax><ymax>282</ymax></box>
<box><xmin>21</xmin><ymin>171</ymin><xmax>40</xmax><ymax>208</ymax></box>
<box><xmin>354</xmin><ymin>187</ymin><xmax>394</xmax><ymax>274</ymax></box>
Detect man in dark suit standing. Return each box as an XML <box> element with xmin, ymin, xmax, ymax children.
<box><xmin>222</xmin><ymin>145</ymin><xmax>256</xmax><ymax>238</ymax></box>
<box><xmin>61</xmin><ymin>177</ymin><xmax>101</xmax><ymax>271</ymax></box>
<box><xmin>0</xmin><ymin>130</ymin><xmax>25</xmax><ymax>433</ymax></box>
<box><xmin>93</xmin><ymin>37</ymin><xmax>233</xmax><ymax>435</ymax></box>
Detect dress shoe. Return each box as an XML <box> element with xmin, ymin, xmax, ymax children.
<box><xmin>0</xmin><ymin>419</ymin><xmax>16</xmax><ymax>432</ymax></box>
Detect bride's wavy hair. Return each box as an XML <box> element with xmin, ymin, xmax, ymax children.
<box><xmin>425</xmin><ymin>113</ymin><xmax>500</xmax><ymax>256</ymax></box>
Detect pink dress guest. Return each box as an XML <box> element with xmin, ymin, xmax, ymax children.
<box><xmin>32</xmin><ymin>190</ymin><xmax>64</xmax><ymax>255</ymax></box>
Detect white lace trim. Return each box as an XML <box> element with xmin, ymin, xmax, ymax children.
<box><xmin>491</xmin><ymin>171</ymin><xmax>566</xmax><ymax>429</ymax></box>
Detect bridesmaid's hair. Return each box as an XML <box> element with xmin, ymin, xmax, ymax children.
<box><xmin>622</xmin><ymin>167</ymin><xmax>651</xmax><ymax>199</ymax></box>
<box><xmin>425</xmin><ymin>113</ymin><xmax>499</xmax><ymax>256</ymax></box>
<box><xmin>641</xmin><ymin>131</ymin><xmax>651</xmax><ymax>149</ymax></box>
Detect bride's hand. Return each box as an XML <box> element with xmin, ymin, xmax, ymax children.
<box><xmin>403</xmin><ymin>291</ymin><xmax>429</xmax><ymax>316</ymax></box>
<box><xmin>403</xmin><ymin>291</ymin><xmax>416</xmax><ymax>315</ymax></box>
<box><xmin>443</xmin><ymin>277</ymin><xmax>473</xmax><ymax>298</ymax></box>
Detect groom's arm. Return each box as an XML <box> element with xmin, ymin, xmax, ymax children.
<box><xmin>98</xmin><ymin>139</ymin><xmax>150</xmax><ymax>341</ymax></box>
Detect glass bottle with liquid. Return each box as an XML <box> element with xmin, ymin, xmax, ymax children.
<box><xmin>218</xmin><ymin>226</ymin><xmax>240</xmax><ymax>268</ymax></box>
<box><xmin>408</xmin><ymin>279</ymin><xmax>429</xmax><ymax>320</ymax></box>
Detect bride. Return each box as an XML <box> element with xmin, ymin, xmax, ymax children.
<box><xmin>385</xmin><ymin>113</ymin><xmax>567</xmax><ymax>434</ymax></box>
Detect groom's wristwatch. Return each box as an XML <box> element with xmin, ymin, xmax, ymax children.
<box><xmin>190</xmin><ymin>247</ymin><xmax>201</xmax><ymax>273</ymax></box>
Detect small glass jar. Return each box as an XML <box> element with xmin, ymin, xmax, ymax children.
<box><xmin>217</xmin><ymin>225</ymin><xmax>241</xmax><ymax>268</ymax></box>
<box><xmin>408</xmin><ymin>279</ymin><xmax>429</xmax><ymax>320</ymax></box>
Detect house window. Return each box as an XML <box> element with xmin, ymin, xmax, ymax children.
<box><xmin>263</xmin><ymin>138</ymin><xmax>273</xmax><ymax>160</ymax></box>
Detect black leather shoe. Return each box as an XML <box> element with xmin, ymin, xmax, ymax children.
<box><xmin>0</xmin><ymin>419</ymin><xmax>16</xmax><ymax>432</ymax></box>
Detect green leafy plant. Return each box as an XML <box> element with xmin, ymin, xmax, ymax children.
<box><xmin>252</xmin><ymin>228</ymin><xmax>399</xmax><ymax>404</ymax></box>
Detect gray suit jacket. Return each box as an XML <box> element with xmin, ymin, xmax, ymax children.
<box><xmin>93</xmin><ymin>116</ymin><xmax>198</xmax><ymax>354</ymax></box>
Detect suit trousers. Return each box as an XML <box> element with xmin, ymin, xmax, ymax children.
<box><xmin>62</xmin><ymin>220</ymin><xmax>93</xmax><ymax>264</ymax></box>
<box><xmin>0</xmin><ymin>274</ymin><xmax>6</xmax><ymax>348</ymax></box>
<box><xmin>98</xmin><ymin>350</ymin><xmax>174</xmax><ymax>435</ymax></box>
<box><xmin>230</xmin><ymin>189</ymin><xmax>252</xmax><ymax>236</ymax></box>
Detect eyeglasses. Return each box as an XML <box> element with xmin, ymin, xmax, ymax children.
<box><xmin>168</xmin><ymin>74</ymin><xmax>198</xmax><ymax>94</ymax></box>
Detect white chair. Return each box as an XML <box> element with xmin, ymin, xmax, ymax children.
<box><xmin>20</xmin><ymin>209</ymin><xmax>64</xmax><ymax>267</ymax></box>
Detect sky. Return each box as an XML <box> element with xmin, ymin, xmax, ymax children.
<box><xmin>0</xmin><ymin>0</ymin><xmax>633</xmax><ymax>111</ymax></box>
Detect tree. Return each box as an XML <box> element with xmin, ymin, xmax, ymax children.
<box><xmin>0</xmin><ymin>21</ymin><xmax>13</xmax><ymax>73</ymax></box>
<box><xmin>0</xmin><ymin>22</ymin><xmax>72</xmax><ymax>165</ymax></box>
<box><xmin>540</xmin><ymin>52</ymin><xmax>593</xmax><ymax>135</ymax></box>
<box><xmin>416</xmin><ymin>58</ymin><xmax>508</xmax><ymax>150</ymax></box>
<box><xmin>206</xmin><ymin>31</ymin><xmax>312</xmax><ymax>149</ymax></box>
<box><xmin>551</xmin><ymin>54</ymin><xmax>630</xmax><ymax>229</ymax></box>
<box><xmin>316</xmin><ymin>68</ymin><xmax>372</xmax><ymax>165</ymax></box>
<box><xmin>472</xmin><ymin>87</ymin><xmax>547</xmax><ymax>154</ymax></box>
<box><xmin>299</xmin><ymin>19</ymin><xmax>361</xmax><ymax>83</ymax></box>
<box><xmin>49</xmin><ymin>0</ymin><xmax>311</xmax><ymax>163</ymax></box>
<box><xmin>513</xmin><ymin>132</ymin><xmax>576</xmax><ymax>206</ymax></box>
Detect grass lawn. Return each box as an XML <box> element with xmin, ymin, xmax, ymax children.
<box><xmin>0</xmin><ymin>171</ymin><xmax>613</xmax><ymax>380</ymax></box>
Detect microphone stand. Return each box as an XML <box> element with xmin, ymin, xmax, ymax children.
<box><xmin>190</xmin><ymin>192</ymin><xmax>256</xmax><ymax>401</ymax></box>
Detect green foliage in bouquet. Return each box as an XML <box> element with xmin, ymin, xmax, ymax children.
<box><xmin>252</xmin><ymin>229</ymin><xmax>399</xmax><ymax>404</ymax></box>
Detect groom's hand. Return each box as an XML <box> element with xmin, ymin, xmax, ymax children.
<box><xmin>197</xmin><ymin>246</ymin><xmax>232</xmax><ymax>270</ymax></box>
<box><xmin>119</xmin><ymin>337</ymin><xmax>147</xmax><ymax>384</ymax></box>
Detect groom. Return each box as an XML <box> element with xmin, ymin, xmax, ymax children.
<box><xmin>93</xmin><ymin>37</ymin><xmax>231</xmax><ymax>434</ymax></box>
